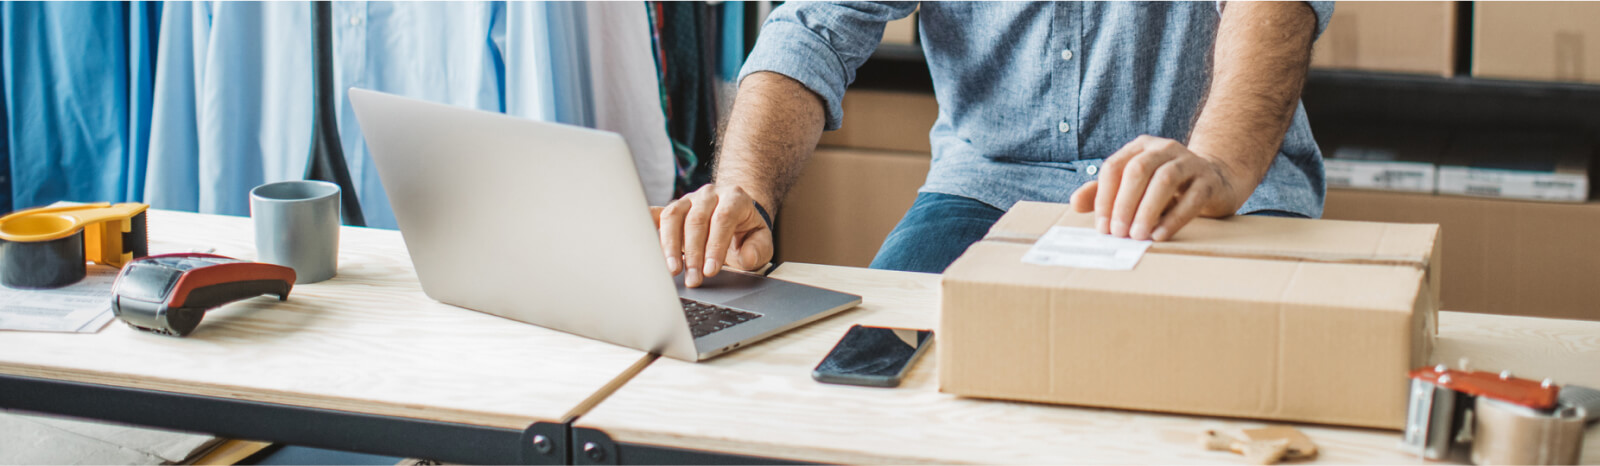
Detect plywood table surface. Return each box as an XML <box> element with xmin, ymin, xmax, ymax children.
<box><xmin>576</xmin><ymin>263</ymin><xmax>1600</xmax><ymax>464</ymax></box>
<box><xmin>0</xmin><ymin>210</ymin><xmax>651</xmax><ymax>429</ymax></box>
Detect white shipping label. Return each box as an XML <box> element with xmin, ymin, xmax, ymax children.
<box><xmin>0</xmin><ymin>265</ymin><xmax>117</xmax><ymax>333</ymax></box>
<box><xmin>1022</xmin><ymin>226</ymin><xmax>1152</xmax><ymax>270</ymax></box>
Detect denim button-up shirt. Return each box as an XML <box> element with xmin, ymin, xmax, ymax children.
<box><xmin>740</xmin><ymin>1</ymin><xmax>1334</xmax><ymax>217</ymax></box>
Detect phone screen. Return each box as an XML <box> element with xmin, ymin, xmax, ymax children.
<box><xmin>812</xmin><ymin>325</ymin><xmax>933</xmax><ymax>388</ymax></box>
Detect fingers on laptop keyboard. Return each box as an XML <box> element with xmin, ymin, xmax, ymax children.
<box><xmin>658</xmin><ymin>202</ymin><xmax>687</xmax><ymax>275</ymax></box>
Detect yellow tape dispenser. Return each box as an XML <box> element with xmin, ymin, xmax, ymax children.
<box><xmin>0</xmin><ymin>203</ymin><xmax>149</xmax><ymax>289</ymax></box>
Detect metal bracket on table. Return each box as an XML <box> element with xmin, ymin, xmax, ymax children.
<box><xmin>520</xmin><ymin>420</ymin><xmax>569</xmax><ymax>464</ymax></box>
<box><xmin>570</xmin><ymin>426</ymin><xmax>806</xmax><ymax>465</ymax></box>
<box><xmin>0</xmin><ymin>374</ymin><xmax>567</xmax><ymax>464</ymax></box>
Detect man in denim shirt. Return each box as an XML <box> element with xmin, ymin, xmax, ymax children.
<box><xmin>658</xmin><ymin>2</ymin><xmax>1332</xmax><ymax>285</ymax></box>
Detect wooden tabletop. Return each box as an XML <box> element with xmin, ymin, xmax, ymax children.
<box><xmin>5</xmin><ymin>210</ymin><xmax>1595</xmax><ymax>462</ymax></box>
<box><xmin>0</xmin><ymin>210</ymin><xmax>651</xmax><ymax>429</ymax></box>
<box><xmin>576</xmin><ymin>263</ymin><xmax>1600</xmax><ymax>464</ymax></box>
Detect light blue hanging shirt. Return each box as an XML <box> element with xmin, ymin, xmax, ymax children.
<box><xmin>147</xmin><ymin>1</ymin><xmax>591</xmax><ymax>230</ymax></box>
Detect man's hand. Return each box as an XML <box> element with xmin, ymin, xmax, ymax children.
<box><xmin>654</xmin><ymin>184</ymin><xmax>774</xmax><ymax>288</ymax></box>
<box><xmin>659</xmin><ymin>72</ymin><xmax>825</xmax><ymax>287</ymax></box>
<box><xmin>1072</xmin><ymin>2</ymin><xmax>1318</xmax><ymax>241</ymax></box>
<box><xmin>1069</xmin><ymin>136</ymin><xmax>1247</xmax><ymax>242</ymax></box>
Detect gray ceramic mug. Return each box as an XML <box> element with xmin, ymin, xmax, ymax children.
<box><xmin>250</xmin><ymin>180</ymin><xmax>341</xmax><ymax>284</ymax></box>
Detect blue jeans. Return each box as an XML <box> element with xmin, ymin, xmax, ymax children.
<box><xmin>868</xmin><ymin>192</ymin><xmax>1307</xmax><ymax>274</ymax></box>
<box><xmin>870</xmin><ymin>193</ymin><xmax>1006</xmax><ymax>273</ymax></box>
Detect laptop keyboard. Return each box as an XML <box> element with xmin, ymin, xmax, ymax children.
<box><xmin>680</xmin><ymin>298</ymin><xmax>762</xmax><ymax>338</ymax></box>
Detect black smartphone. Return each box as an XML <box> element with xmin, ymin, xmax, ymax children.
<box><xmin>812</xmin><ymin>324</ymin><xmax>933</xmax><ymax>388</ymax></box>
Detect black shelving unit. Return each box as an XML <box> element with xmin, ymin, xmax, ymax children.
<box><xmin>1306</xmin><ymin>69</ymin><xmax>1600</xmax><ymax>99</ymax></box>
<box><xmin>1299</xmin><ymin>73</ymin><xmax>1600</xmax><ymax>162</ymax></box>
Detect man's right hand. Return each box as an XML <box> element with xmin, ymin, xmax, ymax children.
<box><xmin>657</xmin><ymin>71</ymin><xmax>827</xmax><ymax>287</ymax></box>
<box><xmin>653</xmin><ymin>184</ymin><xmax>774</xmax><ymax>288</ymax></box>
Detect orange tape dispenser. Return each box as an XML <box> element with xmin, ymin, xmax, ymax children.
<box><xmin>0</xmin><ymin>203</ymin><xmax>150</xmax><ymax>289</ymax></box>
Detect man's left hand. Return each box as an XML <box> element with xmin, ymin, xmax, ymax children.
<box><xmin>1068</xmin><ymin>135</ymin><xmax>1249</xmax><ymax>241</ymax></box>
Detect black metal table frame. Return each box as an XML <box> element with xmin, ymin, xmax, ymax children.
<box><xmin>0</xmin><ymin>373</ymin><xmax>801</xmax><ymax>465</ymax></box>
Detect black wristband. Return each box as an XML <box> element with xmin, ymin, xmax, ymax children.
<box><xmin>752</xmin><ymin>200</ymin><xmax>774</xmax><ymax>232</ymax></box>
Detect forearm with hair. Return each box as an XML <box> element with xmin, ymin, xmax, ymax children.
<box><xmin>712</xmin><ymin>71</ymin><xmax>828</xmax><ymax>214</ymax></box>
<box><xmin>1187</xmin><ymin>2</ymin><xmax>1317</xmax><ymax>207</ymax></box>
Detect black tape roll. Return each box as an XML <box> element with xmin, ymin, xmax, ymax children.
<box><xmin>0</xmin><ymin>231</ymin><xmax>86</xmax><ymax>289</ymax></box>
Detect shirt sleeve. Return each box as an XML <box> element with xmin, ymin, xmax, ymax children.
<box><xmin>1216</xmin><ymin>2</ymin><xmax>1335</xmax><ymax>42</ymax></box>
<box><xmin>1304</xmin><ymin>1</ymin><xmax>1334</xmax><ymax>42</ymax></box>
<box><xmin>738</xmin><ymin>1</ymin><xmax>919</xmax><ymax>131</ymax></box>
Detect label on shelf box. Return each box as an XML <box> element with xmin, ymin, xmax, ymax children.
<box><xmin>1325</xmin><ymin>159</ymin><xmax>1436</xmax><ymax>193</ymax></box>
<box><xmin>1436</xmin><ymin>166</ymin><xmax>1589</xmax><ymax>202</ymax></box>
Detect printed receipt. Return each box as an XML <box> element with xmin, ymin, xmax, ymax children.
<box><xmin>1022</xmin><ymin>226</ymin><xmax>1153</xmax><ymax>271</ymax></box>
<box><xmin>0</xmin><ymin>265</ymin><xmax>119</xmax><ymax>333</ymax></box>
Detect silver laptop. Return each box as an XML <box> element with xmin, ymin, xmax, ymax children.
<box><xmin>349</xmin><ymin>88</ymin><xmax>861</xmax><ymax>362</ymax></box>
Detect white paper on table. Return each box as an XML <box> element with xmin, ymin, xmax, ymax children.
<box><xmin>0</xmin><ymin>265</ymin><xmax>119</xmax><ymax>333</ymax></box>
<box><xmin>148</xmin><ymin>240</ymin><xmax>217</xmax><ymax>256</ymax></box>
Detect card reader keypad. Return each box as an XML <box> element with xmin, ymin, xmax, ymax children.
<box><xmin>680</xmin><ymin>298</ymin><xmax>761</xmax><ymax>338</ymax></box>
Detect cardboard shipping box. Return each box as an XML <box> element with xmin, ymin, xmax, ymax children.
<box><xmin>1311</xmin><ymin>1</ymin><xmax>1457</xmax><ymax>77</ymax></box>
<box><xmin>1325</xmin><ymin>189</ymin><xmax>1600</xmax><ymax>322</ymax></box>
<box><xmin>942</xmin><ymin>202</ymin><xmax>1439</xmax><ymax>429</ymax></box>
<box><xmin>816</xmin><ymin>90</ymin><xmax>939</xmax><ymax>153</ymax></box>
<box><xmin>1474</xmin><ymin>2</ymin><xmax>1600</xmax><ymax>84</ymax></box>
<box><xmin>776</xmin><ymin>147</ymin><xmax>930</xmax><ymax>267</ymax></box>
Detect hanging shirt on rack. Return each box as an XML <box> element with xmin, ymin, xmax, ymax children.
<box><xmin>126</xmin><ymin>2</ymin><xmax>162</xmax><ymax>205</ymax></box>
<box><xmin>146</xmin><ymin>2</ymin><xmax>315</xmax><ymax>217</ymax></box>
<box><xmin>583</xmin><ymin>2</ymin><xmax>676</xmax><ymax>207</ymax></box>
<box><xmin>148</xmin><ymin>1</ymin><xmax>674</xmax><ymax>229</ymax></box>
<box><xmin>651</xmin><ymin>2</ymin><xmax>717</xmax><ymax>195</ymax></box>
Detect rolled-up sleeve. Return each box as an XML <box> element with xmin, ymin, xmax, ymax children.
<box><xmin>1304</xmin><ymin>1</ymin><xmax>1334</xmax><ymax>41</ymax></box>
<box><xmin>738</xmin><ymin>2</ymin><xmax>918</xmax><ymax>130</ymax></box>
<box><xmin>1217</xmin><ymin>2</ymin><xmax>1335</xmax><ymax>42</ymax></box>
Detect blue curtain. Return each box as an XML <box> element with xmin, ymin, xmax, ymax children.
<box><xmin>0</xmin><ymin>2</ymin><xmax>152</xmax><ymax>212</ymax></box>
<box><xmin>0</xmin><ymin>39</ymin><xmax>10</xmax><ymax>214</ymax></box>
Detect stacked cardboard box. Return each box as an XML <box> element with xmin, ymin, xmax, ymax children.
<box><xmin>776</xmin><ymin>148</ymin><xmax>930</xmax><ymax>267</ymax></box>
<box><xmin>777</xmin><ymin>90</ymin><xmax>938</xmax><ymax>267</ymax></box>
<box><xmin>815</xmin><ymin>90</ymin><xmax>939</xmax><ymax>153</ymax></box>
<box><xmin>881</xmin><ymin>12</ymin><xmax>917</xmax><ymax>46</ymax></box>
<box><xmin>1311</xmin><ymin>1</ymin><xmax>1458</xmax><ymax>77</ymax></box>
<box><xmin>1325</xmin><ymin>190</ymin><xmax>1600</xmax><ymax>322</ymax></box>
<box><xmin>1316</xmin><ymin>127</ymin><xmax>1596</xmax><ymax>320</ymax></box>
<box><xmin>1474</xmin><ymin>2</ymin><xmax>1600</xmax><ymax>84</ymax></box>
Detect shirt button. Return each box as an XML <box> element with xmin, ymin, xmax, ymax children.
<box><xmin>349</xmin><ymin>16</ymin><xmax>362</xmax><ymax>26</ymax></box>
<box><xmin>1058</xmin><ymin>121</ymin><xmax>1071</xmax><ymax>133</ymax></box>
<box><xmin>1061</xmin><ymin>49</ymin><xmax>1073</xmax><ymax>61</ymax></box>
<box><xmin>1086</xmin><ymin>165</ymin><xmax>1099</xmax><ymax>176</ymax></box>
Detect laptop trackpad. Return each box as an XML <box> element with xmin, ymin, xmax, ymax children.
<box><xmin>675</xmin><ymin>270</ymin><xmax>768</xmax><ymax>305</ymax></box>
